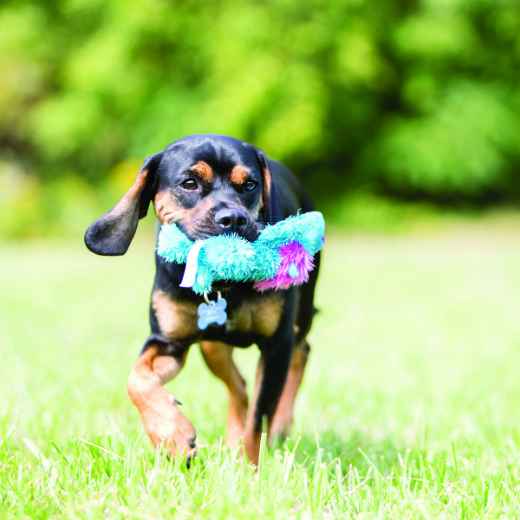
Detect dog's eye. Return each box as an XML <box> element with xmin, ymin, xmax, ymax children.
<box><xmin>181</xmin><ymin>178</ymin><xmax>198</xmax><ymax>190</ymax></box>
<box><xmin>244</xmin><ymin>180</ymin><xmax>257</xmax><ymax>192</ymax></box>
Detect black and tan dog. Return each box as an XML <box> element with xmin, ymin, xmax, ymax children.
<box><xmin>85</xmin><ymin>135</ymin><xmax>320</xmax><ymax>464</ymax></box>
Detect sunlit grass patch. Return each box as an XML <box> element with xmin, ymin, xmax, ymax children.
<box><xmin>1</xmin><ymin>225</ymin><xmax>520</xmax><ymax>517</ymax></box>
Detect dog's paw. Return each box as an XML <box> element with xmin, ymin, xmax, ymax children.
<box><xmin>166</xmin><ymin>409</ymin><xmax>197</xmax><ymax>462</ymax></box>
<box><xmin>140</xmin><ymin>392</ymin><xmax>197</xmax><ymax>461</ymax></box>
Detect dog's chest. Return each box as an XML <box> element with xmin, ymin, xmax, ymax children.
<box><xmin>152</xmin><ymin>290</ymin><xmax>284</xmax><ymax>340</ymax></box>
<box><xmin>224</xmin><ymin>294</ymin><xmax>284</xmax><ymax>337</ymax></box>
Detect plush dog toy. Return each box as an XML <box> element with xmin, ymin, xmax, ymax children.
<box><xmin>157</xmin><ymin>211</ymin><xmax>325</xmax><ymax>295</ymax></box>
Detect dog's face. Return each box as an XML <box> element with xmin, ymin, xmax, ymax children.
<box><xmin>84</xmin><ymin>135</ymin><xmax>275</xmax><ymax>256</ymax></box>
<box><xmin>154</xmin><ymin>136</ymin><xmax>265</xmax><ymax>241</ymax></box>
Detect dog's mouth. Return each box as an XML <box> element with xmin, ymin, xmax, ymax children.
<box><xmin>178</xmin><ymin>220</ymin><xmax>260</xmax><ymax>242</ymax></box>
<box><xmin>175</xmin><ymin>218</ymin><xmax>260</xmax><ymax>291</ymax></box>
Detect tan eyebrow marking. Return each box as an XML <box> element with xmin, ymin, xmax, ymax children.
<box><xmin>230</xmin><ymin>165</ymin><xmax>250</xmax><ymax>185</ymax></box>
<box><xmin>190</xmin><ymin>161</ymin><xmax>214</xmax><ymax>183</ymax></box>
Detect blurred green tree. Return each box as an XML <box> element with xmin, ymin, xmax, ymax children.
<box><xmin>0</xmin><ymin>0</ymin><xmax>519</xmax><ymax>232</ymax></box>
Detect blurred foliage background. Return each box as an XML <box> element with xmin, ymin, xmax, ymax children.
<box><xmin>0</xmin><ymin>0</ymin><xmax>519</xmax><ymax>238</ymax></box>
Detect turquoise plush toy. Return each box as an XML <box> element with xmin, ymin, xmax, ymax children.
<box><xmin>157</xmin><ymin>211</ymin><xmax>325</xmax><ymax>296</ymax></box>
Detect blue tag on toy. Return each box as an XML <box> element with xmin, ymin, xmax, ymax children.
<box><xmin>197</xmin><ymin>294</ymin><xmax>227</xmax><ymax>330</ymax></box>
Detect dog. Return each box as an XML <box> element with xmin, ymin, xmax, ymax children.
<box><xmin>84</xmin><ymin>134</ymin><xmax>320</xmax><ymax>464</ymax></box>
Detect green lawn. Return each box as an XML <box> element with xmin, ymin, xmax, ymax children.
<box><xmin>1</xmin><ymin>223</ymin><xmax>520</xmax><ymax>518</ymax></box>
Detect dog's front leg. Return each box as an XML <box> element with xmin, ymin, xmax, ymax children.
<box><xmin>127</xmin><ymin>344</ymin><xmax>196</xmax><ymax>461</ymax></box>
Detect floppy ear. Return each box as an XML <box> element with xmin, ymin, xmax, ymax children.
<box><xmin>255</xmin><ymin>149</ymin><xmax>281</xmax><ymax>225</ymax></box>
<box><xmin>84</xmin><ymin>152</ymin><xmax>163</xmax><ymax>256</ymax></box>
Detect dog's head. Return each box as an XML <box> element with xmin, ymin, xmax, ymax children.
<box><xmin>85</xmin><ymin>135</ymin><xmax>278</xmax><ymax>255</ymax></box>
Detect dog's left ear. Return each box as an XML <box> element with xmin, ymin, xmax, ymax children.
<box><xmin>84</xmin><ymin>152</ymin><xmax>163</xmax><ymax>256</ymax></box>
<box><xmin>255</xmin><ymin>149</ymin><xmax>281</xmax><ymax>225</ymax></box>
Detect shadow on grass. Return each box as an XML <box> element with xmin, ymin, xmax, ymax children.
<box><xmin>38</xmin><ymin>428</ymin><xmax>407</xmax><ymax>482</ymax></box>
<box><xmin>283</xmin><ymin>429</ymin><xmax>402</xmax><ymax>476</ymax></box>
<box><xmin>68</xmin><ymin>429</ymin><xmax>404</xmax><ymax>478</ymax></box>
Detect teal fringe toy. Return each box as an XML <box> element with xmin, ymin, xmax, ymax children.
<box><xmin>157</xmin><ymin>211</ymin><xmax>325</xmax><ymax>296</ymax></box>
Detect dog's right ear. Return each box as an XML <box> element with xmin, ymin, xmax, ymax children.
<box><xmin>84</xmin><ymin>152</ymin><xmax>163</xmax><ymax>256</ymax></box>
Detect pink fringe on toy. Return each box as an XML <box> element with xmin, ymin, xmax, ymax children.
<box><xmin>254</xmin><ymin>241</ymin><xmax>314</xmax><ymax>291</ymax></box>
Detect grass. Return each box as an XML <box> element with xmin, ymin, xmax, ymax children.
<box><xmin>1</xmin><ymin>219</ymin><xmax>520</xmax><ymax>518</ymax></box>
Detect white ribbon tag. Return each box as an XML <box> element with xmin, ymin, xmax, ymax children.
<box><xmin>180</xmin><ymin>240</ymin><xmax>204</xmax><ymax>288</ymax></box>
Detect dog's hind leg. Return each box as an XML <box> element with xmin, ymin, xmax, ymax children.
<box><xmin>268</xmin><ymin>252</ymin><xmax>320</xmax><ymax>441</ymax></box>
<box><xmin>199</xmin><ymin>341</ymin><xmax>248</xmax><ymax>448</ymax></box>
<box><xmin>243</xmin><ymin>303</ymin><xmax>295</xmax><ymax>465</ymax></box>
<box><xmin>269</xmin><ymin>340</ymin><xmax>310</xmax><ymax>440</ymax></box>
<box><xmin>127</xmin><ymin>344</ymin><xmax>197</xmax><ymax>462</ymax></box>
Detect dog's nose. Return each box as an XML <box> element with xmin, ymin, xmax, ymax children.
<box><xmin>215</xmin><ymin>208</ymin><xmax>250</xmax><ymax>234</ymax></box>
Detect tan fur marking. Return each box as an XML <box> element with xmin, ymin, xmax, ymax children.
<box><xmin>269</xmin><ymin>341</ymin><xmax>309</xmax><ymax>439</ymax></box>
<box><xmin>230</xmin><ymin>165</ymin><xmax>250</xmax><ymax>185</ymax></box>
<box><xmin>262</xmin><ymin>166</ymin><xmax>271</xmax><ymax>212</ymax></box>
<box><xmin>127</xmin><ymin>346</ymin><xmax>196</xmax><ymax>457</ymax></box>
<box><xmin>263</xmin><ymin>169</ymin><xmax>271</xmax><ymax>193</ymax></box>
<box><xmin>154</xmin><ymin>191</ymin><xmax>217</xmax><ymax>237</ymax></box>
<box><xmin>154</xmin><ymin>191</ymin><xmax>189</xmax><ymax>224</ymax></box>
<box><xmin>227</xmin><ymin>294</ymin><xmax>283</xmax><ymax>337</ymax></box>
<box><xmin>191</xmin><ymin>161</ymin><xmax>214</xmax><ymax>183</ymax></box>
<box><xmin>244</xmin><ymin>357</ymin><xmax>264</xmax><ymax>464</ymax></box>
<box><xmin>105</xmin><ymin>169</ymin><xmax>150</xmax><ymax>220</ymax></box>
<box><xmin>152</xmin><ymin>290</ymin><xmax>197</xmax><ymax>339</ymax></box>
<box><xmin>130</xmin><ymin>168</ymin><xmax>149</xmax><ymax>195</ymax></box>
<box><xmin>200</xmin><ymin>342</ymin><xmax>248</xmax><ymax>447</ymax></box>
